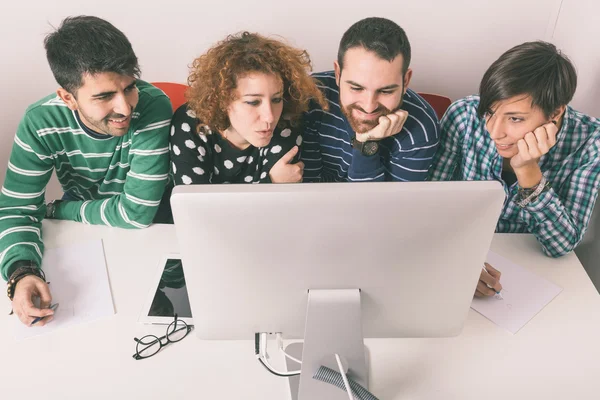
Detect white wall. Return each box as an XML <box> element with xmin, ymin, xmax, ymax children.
<box><xmin>0</xmin><ymin>0</ymin><xmax>562</xmax><ymax>195</ymax></box>
<box><xmin>552</xmin><ymin>0</ymin><xmax>600</xmax><ymax>118</ymax></box>
<box><xmin>1</xmin><ymin>0</ymin><xmax>598</xmax><ymax>278</ymax></box>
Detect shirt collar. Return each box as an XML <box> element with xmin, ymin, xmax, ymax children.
<box><xmin>73</xmin><ymin>110</ymin><xmax>114</xmax><ymax>140</ymax></box>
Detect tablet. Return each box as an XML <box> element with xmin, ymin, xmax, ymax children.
<box><xmin>138</xmin><ymin>253</ymin><xmax>193</xmax><ymax>325</ymax></box>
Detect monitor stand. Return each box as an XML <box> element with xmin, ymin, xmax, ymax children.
<box><xmin>285</xmin><ymin>289</ymin><xmax>369</xmax><ymax>400</ymax></box>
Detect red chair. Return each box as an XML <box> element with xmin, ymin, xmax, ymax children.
<box><xmin>417</xmin><ymin>93</ymin><xmax>452</xmax><ymax>121</ymax></box>
<box><xmin>151</xmin><ymin>82</ymin><xmax>189</xmax><ymax>111</ymax></box>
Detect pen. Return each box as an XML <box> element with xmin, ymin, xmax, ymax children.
<box><xmin>31</xmin><ymin>303</ymin><xmax>59</xmax><ymax>326</ymax></box>
<box><xmin>482</xmin><ymin>265</ymin><xmax>503</xmax><ymax>300</ymax></box>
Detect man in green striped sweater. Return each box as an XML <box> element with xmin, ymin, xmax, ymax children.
<box><xmin>1</xmin><ymin>16</ymin><xmax>172</xmax><ymax>326</ymax></box>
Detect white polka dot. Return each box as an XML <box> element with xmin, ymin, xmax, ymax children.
<box><xmin>181</xmin><ymin>122</ymin><xmax>191</xmax><ymax>132</ymax></box>
<box><xmin>214</xmin><ymin>144</ymin><xmax>222</xmax><ymax>153</ymax></box>
<box><xmin>214</xmin><ymin>166</ymin><xmax>220</xmax><ymax>175</ymax></box>
<box><xmin>224</xmin><ymin>160</ymin><xmax>234</xmax><ymax>169</ymax></box>
<box><xmin>246</xmin><ymin>156</ymin><xmax>254</xmax><ymax>164</ymax></box>
<box><xmin>237</xmin><ymin>156</ymin><xmax>247</xmax><ymax>163</ymax></box>
<box><xmin>256</xmin><ymin>165</ymin><xmax>259</xmax><ymax>171</ymax></box>
<box><xmin>197</xmin><ymin>155</ymin><xmax>204</xmax><ymax>162</ymax></box>
<box><xmin>259</xmin><ymin>148</ymin><xmax>264</xmax><ymax>157</ymax></box>
<box><xmin>185</xmin><ymin>139</ymin><xmax>195</xmax><ymax>149</ymax></box>
<box><xmin>173</xmin><ymin>145</ymin><xmax>181</xmax><ymax>155</ymax></box>
<box><xmin>244</xmin><ymin>176</ymin><xmax>253</xmax><ymax>182</ymax></box>
<box><xmin>263</xmin><ymin>159</ymin><xmax>268</xmax><ymax>165</ymax></box>
<box><xmin>271</xmin><ymin>145</ymin><xmax>282</xmax><ymax>154</ymax></box>
<box><xmin>172</xmin><ymin>162</ymin><xmax>177</xmax><ymax>174</ymax></box>
<box><xmin>181</xmin><ymin>175</ymin><xmax>192</xmax><ymax>185</ymax></box>
<box><xmin>261</xmin><ymin>172</ymin><xmax>267</xmax><ymax>179</ymax></box>
<box><xmin>198</xmin><ymin>146</ymin><xmax>206</xmax><ymax>156</ymax></box>
<box><xmin>264</xmin><ymin>148</ymin><xmax>269</xmax><ymax>155</ymax></box>
<box><xmin>170</xmin><ymin>126</ymin><xmax>175</xmax><ymax>136</ymax></box>
<box><xmin>199</xmin><ymin>134</ymin><xmax>208</xmax><ymax>143</ymax></box>
<box><xmin>169</xmin><ymin>143</ymin><xmax>172</xmax><ymax>151</ymax></box>
<box><xmin>280</xmin><ymin>128</ymin><xmax>291</xmax><ymax>138</ymax></box>
<box><xmin>192</xmin><ymin>167</ymin><xmax>204</xmax><ymax>175</ymax></box>
<box><xmin>186</xmin><ymin>109</ymin><xmax>196</xmax><ymax>118</ymax></box>
<box><xmin>296</xmin><ymin>136</ymin><xmax>303</xmax><ymax>146</ymax></box>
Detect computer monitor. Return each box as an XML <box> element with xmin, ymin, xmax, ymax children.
<box><xmin>171</xmin><ymin>181</ymin><xmax>505</xmax><ymax>399</ymax></box>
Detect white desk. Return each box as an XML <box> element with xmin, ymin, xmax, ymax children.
<box><xmin>1</xmin><ymin>220</ymin><xmax>600</xmax><ymax>399</ymax></box>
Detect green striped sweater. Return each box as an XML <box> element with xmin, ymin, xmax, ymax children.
<box><xmin>0</xmin><ymin>80</ymin><xmax>172</xmax><ymax>280</ymax></box>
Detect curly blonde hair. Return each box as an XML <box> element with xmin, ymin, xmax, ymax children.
<box><xmin>186</xmin><ymin>31</ymin><xmax>328</xmax><ymax>133</ymax></box>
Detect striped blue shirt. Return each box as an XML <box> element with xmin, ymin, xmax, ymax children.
<box><xmin>301</xmin><ymin>71</ymin><xmax>440</xmax><ymax>182</ymax></box>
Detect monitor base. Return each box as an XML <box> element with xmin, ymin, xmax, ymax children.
<box><xmin>285</xmin><ymin>289</ymin><xmax>369</xmax><ymax>400</ymax></box>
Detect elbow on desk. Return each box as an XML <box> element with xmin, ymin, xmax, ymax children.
<box><xmin>118</xmin><ymin>209</ymin><xmax>154</xmax><ymax>230</ymax></box>
<box><xmin>542</xmin><ymin>247</ymin><xmax>571</xmax><ymax>258</ymax></box>
<box><xmin>541</xmin><ymin>240</ymin><xmax>580</xmax><ymax>258</ymax></box>
<box><xmin>538</xmin><ymin>225</ymin><xmax>584</xmax><ymax>259</ymax></box>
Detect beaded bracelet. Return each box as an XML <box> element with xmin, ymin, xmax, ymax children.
<box><xmin>6</xmin><ymin>264</ymin><xmax>45</xmax><ymax>301</ymax></box>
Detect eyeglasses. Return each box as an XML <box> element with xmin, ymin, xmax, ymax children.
<box><xmin>132</xmin><ymin>314</ymin><xmax>193</xmax><ymax>360</ymax></box>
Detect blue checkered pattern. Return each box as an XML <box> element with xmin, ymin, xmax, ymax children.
<box><xmin>429</xmin><ymin>96</ymin><xmax>600</xmax><ymax>257</ymax></box>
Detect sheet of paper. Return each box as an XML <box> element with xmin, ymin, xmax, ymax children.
<box><xmin>15</xmin><ymin>239</ymin><xmax>115</xmax><ymax>339</ymax></box>
<box><xmin>471</xmin><ymin>250</ymin><xmax>562</xmax><ymax>334</ymax></box>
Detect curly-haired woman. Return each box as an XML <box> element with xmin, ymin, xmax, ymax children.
<box><xmin>169</xmin><ymin>32</ymin><xmax>327</xmax><ymax>185</ymax></box>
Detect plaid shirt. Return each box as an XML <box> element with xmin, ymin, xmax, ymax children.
<box><xmin>428</xmin><ymin>96</ymin><xmax>600</xmax><ymax>257</ymax></box>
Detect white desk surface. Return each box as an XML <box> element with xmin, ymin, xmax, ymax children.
<box><xmin>1</xmin><ymin>220</ymin><xmax>599</xmax><ymax>399</ymax></box>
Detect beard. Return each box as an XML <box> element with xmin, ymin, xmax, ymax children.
<box><xmin>340</xmin><ymin>79</ymin><xmax>405</xmax><ymax>133</ymax></box>
<box><xmin>78</xmin><ymin>109</ymin><xmax>132</xmax><ymax>137</ymax></box>
<box><xmin>341</xmin><ymin>98</ymin><xmax>403</xmax><ymax>134</ymax></box>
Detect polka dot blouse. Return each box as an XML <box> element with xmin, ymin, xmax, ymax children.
<box><xmin>169</xmin><ymin>104</ymin><xmax>302</xmax><ymax>185</ymax></box>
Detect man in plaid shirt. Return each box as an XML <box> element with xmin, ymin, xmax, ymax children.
<box><xmin>429</xmin><ymin>41</ymin><xmax>600</xmax><ymax>297</ymax></box>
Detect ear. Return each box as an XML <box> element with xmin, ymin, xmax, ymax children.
<box><xmin>403</xmin><ymin>69</ymin><xmax>413</xmax><ymax>94</ymax></box>
<box><xmin>56</xmin><ymin>88</ymin><xmax>78</xmax><ymax>111</ymax></box>
<box><xmin>334</xmin><ymin>61</ymin><xmax>341</xmax><ymax>87</ymax></box>
<box><xmin>551</xmin><ymin>105</ymin><xmax>567</xmax><ymax>122</ymax></box>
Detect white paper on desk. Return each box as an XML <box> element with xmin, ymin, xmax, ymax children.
<box><xmin>14</xmin><ymin>239</ymin><xmax>114</xmax><ymax>340</ymax></box>
<box><xmin>471</xmin><ymin>251</ymin><xmax>562</xmax><ymax>334</ymax></box>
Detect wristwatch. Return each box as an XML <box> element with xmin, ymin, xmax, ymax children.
<box><xmin>45</xmin><ymin>199</ymin><xmax>62</xmax><ymax>219</ymax></box>
<box><xmin>351</xmin><ymin>138</ymin><xmax>379</xmax><ymax>156</ymax></box>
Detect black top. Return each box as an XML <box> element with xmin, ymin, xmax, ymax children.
<box><xmin>501</xmin><ymin>169</ymin><xmax>518</xmax><ymax>187</ymax></box>
<box><xmin>169</xmin><ymin>104</ymin><xmax>301</xmax><ymax>185</ymax></box>
<box><xmin>75</xmin><ymin>111</ymin><xmax>113</xmax><ymax>140</ymax></box>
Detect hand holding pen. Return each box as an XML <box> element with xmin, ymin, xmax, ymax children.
<box><xmin>10</xmin><ymin>274</ymin><xmax>55</xmax><ymax>326</ymax></box>
<box><xmin>475</xmin><ymin>263</ymin><xmax>503</xmax><ymax>299</ymax></box>
<box><xmin>31</xmin><ymin>303</ymin><xmax>59</xmax><ymax>326</ymax></box>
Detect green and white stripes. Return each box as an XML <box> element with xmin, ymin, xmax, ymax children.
<box><xmin>0</xmin><ymin>80</ymin><xmax>172</xmax><ymax>280</ymax></box>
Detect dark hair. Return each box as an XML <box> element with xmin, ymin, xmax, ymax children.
<box><xmin>44</xmin><ymin>15</ymin><xmax>140</xmax><ymax>94</ymax></box>
<box><xmin>478</xmin><ymin>41</ymin><xmax>577</xmax><ymax>119</ymax></box>
<box><xmin>337</xmin><ymin>17</ymin><xmax>411</xmax><ymax>73</ymax></box>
